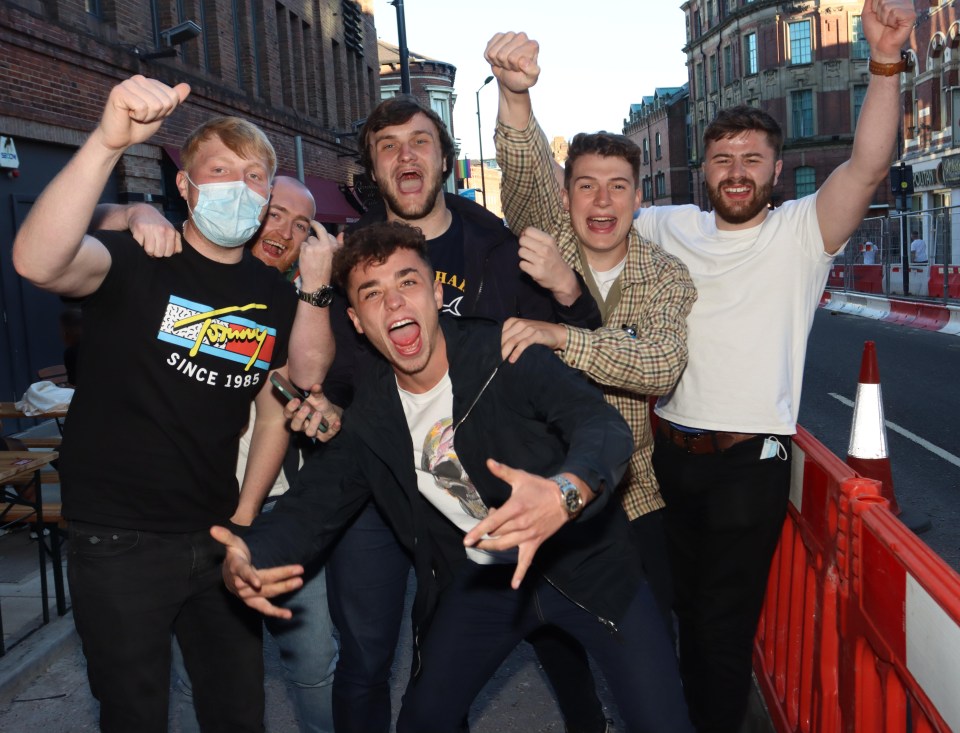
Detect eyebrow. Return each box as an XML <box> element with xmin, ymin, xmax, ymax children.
<box><xmin>374</xmin><ymin>129</ymin><xmax>436</xmax><ymax>143</ymax></box>
<box><xmin>355</xmin><ymin>267</ymin><xmax>422</xmax><ymax>294</ymax></box>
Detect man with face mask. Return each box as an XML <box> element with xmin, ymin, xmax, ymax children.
<box><xmin>13</xmin><ymin>75</ymin><xmax>299</xmax><ymax>733</ymax></box>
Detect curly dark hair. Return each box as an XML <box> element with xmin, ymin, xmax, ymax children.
<box><xmin>332</xmin><ymin>221</ymin><xmax>433</xmax><ymax>295</ymax></box>
<box><xmin>564</xmin><ymin>132</ymin><xmax>642</xmax><ymax>189</ymax></box>
<box><xmin>704</xmin><ymin>105</ymin><xmax>783</xmax><ymax>158</ymax></box>
<box><xmin>358</xmin><ymin>96</ymin><xmax>456</xmax><ymax>184</ymax></box>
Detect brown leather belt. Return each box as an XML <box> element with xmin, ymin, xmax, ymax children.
<box><xmin>657</xmin><ymin>421</ymin><xmax>758</xmax><ymax>455</ymax></box>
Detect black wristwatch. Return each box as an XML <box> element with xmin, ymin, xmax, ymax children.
<box><xmin>551</xmin><ymin>475</ymin><xmax>584</xmax><ymax>517</ymax></box>
<box><xmin>296</xmin><ymin>285</ymin><xmax>334</xmax><ymax>308</ymax></box>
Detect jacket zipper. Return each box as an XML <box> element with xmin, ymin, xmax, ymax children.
<box><xmin>543</xmin><ymin>574</ymin><xmax>620</xmax><ymax>636</ymax></box>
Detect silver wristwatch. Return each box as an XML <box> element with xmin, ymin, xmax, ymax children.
<box><xmin>296</xmin><ymin>284</ymin><xmax>334</xmax><ymax>308</ymax></box>
<box><xmin>550</xmin><ymin>475</ymin><xmax>584</xmax><ymax>517</ymax></box>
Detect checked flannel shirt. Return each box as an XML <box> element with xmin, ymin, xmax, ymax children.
<box><xmin>495</xmin><ymin>114</ymin><xmax>696</xmax><ymax>519</ymax></box>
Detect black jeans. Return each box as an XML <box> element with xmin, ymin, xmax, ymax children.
<box><xmin>395</xmin><ymin>563</ymin><xmax>693</xmax><ymax>733</ymax></box>
<box><xmin>326</xmin><ymin>501</ymin><xmax>606</xmax><ymax>733</ymax></box>
<box><xmin>653</xmin><ymin>434</ymin><xmax>791</xmax><ymax>733</ymax></box>
<box><xmin>67</xmin><ymin>521</ymin><xmax>264</xmax><ymax>733</ymax></box>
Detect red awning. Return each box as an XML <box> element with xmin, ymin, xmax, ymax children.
<box><xmin>162</xmin><ymin>146</ymin><xmax>362</xmax><ymax>225</ymax></box>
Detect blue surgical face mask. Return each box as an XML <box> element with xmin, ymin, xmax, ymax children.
<box><xmin>185</xmin><ymin>174</ymin><xmax>268</xmax><ymax>248</ymax></box>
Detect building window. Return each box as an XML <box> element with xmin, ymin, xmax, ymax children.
<box><xmin>710</xmin><ymin>54</ymin><xmax>719</xmax><ymax>93</ymax></box>
<box><xmin>795</xmin><ymin>166</ymin><xmax>816</xmax><ymax>198</ymax></box>
<box><xmin>428</xmin><ymin>88</ymin><xmax>453</xmax><ymax>132</ymax></box>
<box><xmin>851</xmin><ymin>16</ymin><xmax>869</xmax><ymax>60</ymax></box>
<box><xmin>791</xmin><ymin>89</ymin><xmax>814</xmax><ymax>137</ymax></box>
<box><xmin>642</xmin><ymin>177</ymin><xmax>653</xmax><ymax>201</ymax></box>
<box><xmin>642</xmin><ymin>138</ymin><xmax>650</xmax><ymax>164</ymax></box>
<box><xmin>789</xmin><ymin>20</ymin><xmax>812</xmax><ymax>65</ymax></box>
<box><xmin>655</xmin><ymin>131</ymin><xmax>662</xmax><ymax>160</ymax></box>
<box><xmin>85</xmin><ymin>0</ymin><xmax>101</xmax><ymax>17</ymax></box>
<box><xmin>655</xmin><ymin>172</ymin><xmax>666</xmax><ymax>197</ymax></box>
<box><xmin>696</xmin><ymin>62</ymin><xmax>705</xmax><ymax>97</ymax></box>
<box><xmin>723</xmin><ymin>45</ymin><xmax>733</xmax><ymax>86</ymax></box>
<box><xmin>744</xmin><ymin>32</ymin><xmax>758</xmax><ymax>75</ymax></box>
<box><xmin>707</xmin><ymin>0</ymin><xmax>716</xmax><ymax>26</ymax></box>
<box><xmin>853</xmin><ymin>84</ymin><xmax>868</xmax><ymax>128</ymax></box>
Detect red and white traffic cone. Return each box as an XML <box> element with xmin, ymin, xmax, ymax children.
<box><xmin>846</xmin><ymin>341</ymin><xmax>900</xmax><ymax>514</ymax></box>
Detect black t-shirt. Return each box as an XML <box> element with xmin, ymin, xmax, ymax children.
<box><xmin>59</xmin><ymin>232</ymin><xmax>298</xmax><ymax>532</ymax></box>
<box><xmin>428</xmin><ymin>211</ymin><xmax>467</xmax><ymax>317</ymax></box>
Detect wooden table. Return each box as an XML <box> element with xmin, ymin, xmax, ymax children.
<box><xmin>0</xmin><ymin>402</ymin><xmax>69</xmax><ymax>420</ymax></box>
<box><xmin>0</xmin><ymin>450</ymin><xmax>58</xmax><ymax>482</ymax></box>
<box><xmin>1</xmin><ymin>449</ymin><xmax>65</xmax><ymax>642</ymax></box>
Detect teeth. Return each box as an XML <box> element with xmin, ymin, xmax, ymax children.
<box><xmin>263</xmin><ymin>239</ymin><xmax>286</xmax><ymax>252</ymax></box>
<box><xmin>389</xmin><ymin>319</ymin><xmax>414</xmax><ymax>331</ymax></box>
<box><xmin>590</xmin><ymin>217</ymin><xmax>615</xmax><ymax>222</ymax></box>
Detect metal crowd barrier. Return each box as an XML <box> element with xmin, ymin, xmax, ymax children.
<box><xmin>754</xmin><ymin>426</ymin><xmax>960</xmax><ymax>733</ymax></box>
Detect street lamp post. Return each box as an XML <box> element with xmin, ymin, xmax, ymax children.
<box><xmin>476</xmin><ymin>75</ymin><xmax>494</xmax><ymax>209</ymax></box>
<box><xmin>389</xmin><ymin>0</ymin><xmax>411</xmax><ymax>94</ymax></box>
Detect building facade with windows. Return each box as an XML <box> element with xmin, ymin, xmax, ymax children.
<box><xmin>681</xmin><ymin>0</ymin><xmax>890</xmax><ymax>209</ymax></box>
<box><xmin>899</xmin><ymin>0</ymin><xmax>960</xmax><ymax>263</ymax></box>
<box><xmin>0</xmin><ymin>0</ymin><xmax>379</xmax><ymax>407</ymax></box>
<box><xmin>623</xmin><ymin>85</ymin><xmax>693</xmax><ymax>206</ymax></box>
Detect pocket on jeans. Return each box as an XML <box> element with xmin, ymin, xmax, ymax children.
<box><xmin>68</xmin><ymin>523</ymin><xmax>141</xmax><ymax>559</ymax></box>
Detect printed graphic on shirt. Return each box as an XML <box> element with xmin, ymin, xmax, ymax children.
<box><xmin>158</xmin><ymin>295</ymin><xmax>277</xmax><ymax>372</ymax></box>
<box><xmin>421</xmin><ymin>418</ymin><xmax>487</xmax><ymax>520</ymax></box>
<box><xmin>434</xmin><ymin>272</ymin><xmax>466</xmax><ymax>317</ymax></box>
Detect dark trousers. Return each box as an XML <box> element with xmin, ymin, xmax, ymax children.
<box><xmin>67</xmin><ymin>521</ymin><xmax>265</xmax><ymax>733</ymax></box>
<box><xmin>395</xmin><ymin>563</ymin><xmax>693</xmax><ymax>733</ymax></box>
<box><xmin>653</xmin><ymin>434</ymin><xmax>791</xmax><ymax>733</ymax></box>
<box><xmin>325</xmin><ymin>501</ymin><xmax>606</xmax><ymax>733</ymax></box>
<box><xmin>630</xmin><ymin>508</ymin><xmax>675</xmax><ymax>641</ymax></box>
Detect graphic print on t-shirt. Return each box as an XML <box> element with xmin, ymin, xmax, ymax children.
<box><xmin>421</xmin><ymin>418</ymin><xmax>487</xmax><ymax>520</ymax></box>
<box><xmin>158</xmin><ymin>295</ymin><xmax>277</xmax><ymax>371</ymax></box>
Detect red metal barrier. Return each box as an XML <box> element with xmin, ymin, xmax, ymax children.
<box><xmin>927</xmin><ymin>266</ymin><xmax>960</xmax><ymax>299</ymax></box>
<box><xmin>851</xmin><ymin>265</ymin><xmax>884</xmax><ymax>294</ymax></box>
<box><xmin>828</xmin><ymin>265</ymin><xmax>846</xmax><ymax>289</ymax></box>
<box><xmin>754</xmin><ymin>427</ymin><xmax>960</xmax><ymax>733</ymax></box>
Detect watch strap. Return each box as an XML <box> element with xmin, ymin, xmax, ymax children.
<box><xmin>869</xmin><ymin>52</ymin><xmax>908</xmax><ymax>77</ymax></box>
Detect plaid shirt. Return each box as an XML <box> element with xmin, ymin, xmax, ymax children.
<box><xmin>495</xmin><ymin>115</ymin><xmax>696</xmax><ymax>519</ymax></box>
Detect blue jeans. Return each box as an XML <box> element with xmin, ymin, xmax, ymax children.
<box><xmin>174</xmin><ymin>501</ymin><xmax>339</xmax><ymax>733</ymax></box>
<box><xmin>395</xmin><ymin>563</ymin><xmax>693</xmax><ymax>733</ymax></box>
<box><xmin>68</xmin><ymin>521</ymin><xmax>264</xmax><ymax>733</ymax></box>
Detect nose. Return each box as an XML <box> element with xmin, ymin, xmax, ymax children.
<box><xmin>279</xmin><ymin>218</ymin><xmax>294</xmax><ymax>241</ymax></box>
<box><xmin>384</xmin><ymin>287</ymin><xmax>404</xmax><ymax>310</ymax></box>
<box><xmin>398</xmin><ymin>141</ymin><xmax>415</xmax><ymax>161</ymax></box>
<box><xmin>594</xmin><ymin>186</ymin><xmax>611</xmax><ymax>207</ymax></box>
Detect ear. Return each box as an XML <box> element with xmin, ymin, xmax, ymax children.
<box><xmin>433</xmin><ymin>279</ymin><xmax>443</xmax><ymax>310</ymax></box>
<box><xmin>561</xmin><ymin>187</ymin><xmax>571</xmax><ymax>213</ymax></box>
<box><xmin>773</xmin><ymin>159</ymin><xmax>783</xmax><ymax>187</ymax></box>
<box><xmin>633</xmin><ymin>187</ymin><xmax>642</xmax><ymax>210</ymax></box>
<box><xmin>346</xmin><ymin>306</ymin><xmax>364</xmax><ymax>335</ymax></box>
<box><xmin>176</xmin><ymin>171</ymin><xmax>190</xmax><ymax>202</ymax></box>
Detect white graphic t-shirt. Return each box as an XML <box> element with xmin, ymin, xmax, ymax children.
<box><xmin>397</xmin><ymin>373</ymin><xmax>516</xmax><ymax>565</ymax></box>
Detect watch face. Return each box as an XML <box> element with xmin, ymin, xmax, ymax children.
<box><xmin>564</xmin><ymin>489</ymin><xmax>583</xmax><ymax>514</ymax></box>
<box><xmin>315</xmin><ymin>286</ymin><xmax>334</xmax><ymax>307</ymax></box>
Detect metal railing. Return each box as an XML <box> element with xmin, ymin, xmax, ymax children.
<box><xmin>838</xmin><ymin>206</ymin><xmax>960</xmax><ymax>304</ymax></box>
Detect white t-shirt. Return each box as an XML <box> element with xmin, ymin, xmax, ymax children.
<box><xmin>588</xmin><ymin>257</ymin><xmax>627</xmax><ymax>300</ymax></box>
<box><xmin>398</xmin><ymin>373</ymin><xmax>516</xmax><ymax>565</ymax></box>
<box><xmin>635</xmin><ymin>195</ymin><xmax>838</xmax><ymax>434</ymax></box>
<box><xmin>910</xmin><ymin>238</ymin><xmax>928</xmax><ymax>263</ymax></box>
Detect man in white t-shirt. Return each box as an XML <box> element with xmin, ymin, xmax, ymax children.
<box><xmin>631</xmin><ymin>3</ymin><xmax>915</xmax><ymax>732</ymax></box>
<box><xmin>910</xmin><ymin>230</ymin><xmax>928</xmax><ymax>263</ymax></box>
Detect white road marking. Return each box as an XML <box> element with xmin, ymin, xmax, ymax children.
<box><xmin>829</xmin><ymin>393</ymin><xmax>960</xmax><ymax>469</ymax></box>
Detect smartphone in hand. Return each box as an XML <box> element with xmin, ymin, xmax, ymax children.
<box><xmin>269</xmin><ymin>373</ymin><xmax>328</xmax><ymax>433</ymax></box>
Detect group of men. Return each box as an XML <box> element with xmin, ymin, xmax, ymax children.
<box><xmin>12</xmin><ymin>0</ymin><xmax>916</xmax><ymax>731</ymax></box>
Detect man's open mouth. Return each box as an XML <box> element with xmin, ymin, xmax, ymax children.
<box><xmin>397</xmin><ymin>171</ymin><xmax>423</xmax><ymax>194</ymax></box>
<box><xmin>388</xmin><ymin>318</ymin><xmax>422</xmax><ymax>354</ymax></box>
<box><xmin>260</xmin><ymin>238</ymin><xmax>287</xmax><ymax>258</ymax></box>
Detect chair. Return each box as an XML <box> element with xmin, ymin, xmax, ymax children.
<box><xmin>36</xmin><ymin>364</ymin><xmax>70</xmax><ymax>388</ymax></box>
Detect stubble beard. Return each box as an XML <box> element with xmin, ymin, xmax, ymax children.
<box><xmin>380</xmin><ymin>171</ymin><xmax>445</xmax><ymax>222</ymax></box>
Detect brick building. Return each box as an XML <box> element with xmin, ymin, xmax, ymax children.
<box><xmin>680</xmin><ymin>0</ymin><xmax>893</xmax><ymax>210</ymax></box>
<box><xmin>0</xmin><ymin>0</ymin><xmax>380</xmax><ymax>406</ymax></box>
<box><xmin>623</xmin><ymin>85</ymin><xmax>693</xmax><ymax>206</ymax></box>
<box><xmin>377</xmin><ymin>39</ymin><xmax>459</xmax><ymax>194</ymax></box>
<box><xmin>898</xmin><ymin>0</ymin><xmax>960</xmax><ymax>267</ymax></box>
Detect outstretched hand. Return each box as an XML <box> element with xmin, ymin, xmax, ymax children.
<box><xmin>210</xmin><ymin>525</ymin><xmax>304</xmax><ymax>619</ymax></box>
<box><xmin>861</xmin><ymin>0</ymin><xmax>917</xmax><ymax>62</ymax></box>
<box><xmin>464</xmin><ymin>460</ymin><xmax>579</xmax><ymax>589</ymax></box>
<box><xmin>484</xmin><ymin>32</ymin><xmax>541</xmax><ymax>94</ymax></box>
<box><xmin>97</xmin><ymin>75</ymin><xmax>191</xmax><ymax>152</ymax></box>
